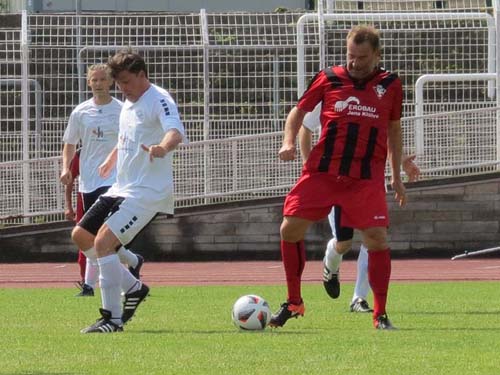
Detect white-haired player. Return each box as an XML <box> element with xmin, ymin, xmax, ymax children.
<box><xmin>299</xmin><ymin>103</ymin><xmax>420</xmax><ymax>312</ymax></box>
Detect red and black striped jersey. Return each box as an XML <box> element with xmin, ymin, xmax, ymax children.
<box><xmin>297</xmin><ymin>65</ymin><xmax>403</xmax><ymax>181</ymax></box>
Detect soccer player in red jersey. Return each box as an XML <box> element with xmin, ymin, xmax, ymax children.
<box><xmin>64</xmin><ymin>151</ymin><xmax>87</xmax><ymax>285</ymax></box>
<box><xmin>270</xmin><ymin>25</ymin><xmax>405</xmax><ymax>330</ymax></box>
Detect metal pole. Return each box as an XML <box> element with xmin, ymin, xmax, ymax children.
<box><xmin>317</xmin><ymin>0</ymin><xmax>325</xmax><ymax>70</ymax></box>
<box><xmin>451</xmin><ymin>246</ymin><xmax>500</xmax><ymax>260</ymax></box>
<box><xmin>273</xmin><ymin>54</ymin><xmax>280</xmax><ymax>130</ymax></box>
<box><xmin>494</xmin><ymin>0</ymin><xmax>500</xmax><ymax>170</ymax></box>
<box><xmin>200</xmin><ymin>9</ymin><xmax>211</xmax><ymax>204</ymax></box>
<box><xmin>21</xmin><ymin>10</ymin><xmax>30</xmax><ymax>224</ymax></box>
<box><xmin>76</xmin><ymin>0</ymin><xmax>83</xmax><ymax>103</ymax></box>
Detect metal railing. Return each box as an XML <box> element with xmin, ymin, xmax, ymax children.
<box><xmin>2</xmin><ymin>107</ymin><xmax>500</xmax><ymax>225</ymax></box>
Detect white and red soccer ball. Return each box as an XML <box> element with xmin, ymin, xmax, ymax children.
<box><xmin>232</xmin><ymin>294</ymin><xmax>271</xmax><ymax>330</ymax></box>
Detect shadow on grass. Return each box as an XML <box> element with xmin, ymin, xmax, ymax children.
<box><xmin>131</xmin><ymin>329</ymin><xmax>321</xmax><ymax>335</ymax></box>
<box><xmin>398</xmin><ymin>327</ymin><xmax>500</xmax><ymax>332</ymax></box>
<box><xmin>401</xmin><ymin>310</ymin><xmax>500</xmax><ymax>315</ymax></box>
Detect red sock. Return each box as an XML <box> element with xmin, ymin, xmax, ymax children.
<box><xmin>281</xmin><ymin>240</ymin><xmax>306</xmax><ymax>305</ymax></box>
<box><xmin>368</xmin><ymin>249</ymin><xmax>391</xmax><ymax>320</ymax></box>
<box><xmin>77</xmin><ymin>250</ymin><xmax>86</xmax><ymax>281</ymax></box>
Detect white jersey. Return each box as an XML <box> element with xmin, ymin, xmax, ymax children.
<box><xmin>104</xmin><ymin>84</ymin><xmax>186</xmax><ymax>214</ymax></box>
<box><xmin>63</xmin><ymin>97</ymin><xmax>122</xmax><ymax>193</ymax></box>
<box><xmin>302</xmin><ymin>103</ymin><xmax>321</xmax><ymax>132</ymax></box>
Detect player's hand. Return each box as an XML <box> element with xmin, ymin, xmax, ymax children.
<box><xmin>65</xmin><ymin>208</ymin><xmax>75</xmax><ymax>221</ymax></box>
<box><xmin>279</xmin><ymin>143</ymin><xmax>296</xmax><ymax>161</ymax></box>
<box><xmin>141</xmin><ymin>144</ymin><xmax>168</xmax><ymax>162</ymax></box>
<box><xmin>391</xmin><ymin>178</ymin><xmax>407</xmax><ymax>207</ymax></box>
<box><xmin>402</xmin><ymin>154</ymin><xmax>420</xmax><ymax>182</ymax></box>
<box><xmin>60</xmin><ymin>169</ymin><xmax>73</xmax><ymax>185</ymax></box>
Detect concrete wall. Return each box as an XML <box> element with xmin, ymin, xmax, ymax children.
<box><xmin>133</xmin><ymin>172</ymin><xmax>500</xmax><ymax>260</ymax></box>
<box><xmin>2</xmin><ymin>172</ymin><xmax>500</xmax><ymax>261</ymax></box>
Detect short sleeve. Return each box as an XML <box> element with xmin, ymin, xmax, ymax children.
<box><xmin>389</xmin><ymin>79</ymin><xmax>403</xmax><ymax>121</ymax></box>
<box><xmin>297</xmin><ymin>70</ymin><xmax>328</xmax><ymax>113</ymax></box>
<box><xmin>62</xmin><ymin>110</ymin><xmax>81</xmax><ymax>144</ymax></box>
<box><xmin>154</xmin><ymin>94</ymin><xmax>188</xmax><ymax>144</ymax></box>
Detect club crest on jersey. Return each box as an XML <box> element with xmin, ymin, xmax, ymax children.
<box><xmin>136</xmin><ymin>110</ymin><xmax>145</xmax><ymax>122</ymax></box>
<box><xmin>92</xmin><ymin>126</ymin><xmax>104</xmax><ymax>139</ymax></box>
<box><xmin>374</xmin><ymin>84</ymin><xmax>386</xmax><ymax>99</ymax></box>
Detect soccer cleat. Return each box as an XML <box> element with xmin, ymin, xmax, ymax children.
<box><xmin>322</xmin><ymin>265</ymin><xmax>340</xmax><ymax>299</ymax></box>
<box><xmin>122</xmin><ymin>283</ymin><xmax>150</xmax><ymax>324</ymax></box>
<box><xmin>129</xmin><ymin>254</ymin><xmax>144</xmax><ymax>279</ymax></box>
<box><xmin>75</xmin><ymin>281</ymin><xmax>94</xmax><ymax>297</ymax></box>
<box><xmin>80</xmin><ymin>308</ymin><xmax>123</xmax><ymax>333</ymax></box>
<box><xmin>268</xmin><ymin>301</ymin><xmax>305</xmax><ymax>328</ymax></box>
<box><xmin>374</xmin><ymin>314</ymin><xmax>397</xmax><ymax>330</ymax></box>
<box><xmin>350</xmin><ymin>298</ymin><xmax>373</xmax><ymax>313</ymax></box>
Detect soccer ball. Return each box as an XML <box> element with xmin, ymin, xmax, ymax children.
<box><xmin>232</xmin><ymin>294</ymin><xmax>272</xmax><ymax>330</ymax></box>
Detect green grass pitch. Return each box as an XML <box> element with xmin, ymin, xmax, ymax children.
<box><xmin>1</xmin><ymin>282</ymin><xmax>499</xmax><ymax>375</ymax></box>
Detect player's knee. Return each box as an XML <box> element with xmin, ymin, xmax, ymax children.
<box><xmin>72</xmin><ymin>226</ymin><xmax>90</xmax><ymax>249</ymax></box>
<box><xmin>94</xmin><ymin>228</ymin><xmax>121</xmax><ymax>257</ymax></box>
<box><xmin>336</xmin><ymin>240</ymin><xmax>352</xmax><ymax>254</ymax></box>
<box><xmin>362</xmin><ymin>228</ymin><xmax>388</xmax><ymax>250</ymax></box>
<box><xmin>280</xmin><ymin>220</ymin><xmax>304</xmax><ymax>243</ymax></box>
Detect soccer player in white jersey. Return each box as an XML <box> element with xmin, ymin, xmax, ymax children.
<box><xmin>300</xmin><ymin>103</ymin><xmax>420</xmax><ymax>312</ymax></box>
<box><xmin>73</xmin><ymin>51</ymin><xmax>187</xmax><ymax>333</ymax></box>
<box><xmin>60</xmin><ymin>64</ymin><xmax>144</xmax><ymax>297</ymax></box>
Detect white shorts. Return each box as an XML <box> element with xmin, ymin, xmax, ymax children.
<box><xmin>105</xmin><ymin>198</ymin><xmax>157</xmax><ymax>245</ymax></box>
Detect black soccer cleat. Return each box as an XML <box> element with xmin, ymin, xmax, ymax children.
<box><xmin>350</xmin><ymin>298</ymin><xmax>373</xmax><ymax>313</ymax></box>
<box><xmin>80</xmin><ymin>308</ymin><xmax>123</xmax><ymax>333</ymax></box>
<box><xmin>75</xmin><ymin>281</ymin><xmax>94</xmax><ymax>297</ymax></box>
<box><xmin>129</xmin><ymin>254</ymin><xmax>144</xmax><ymax>279</ymax></box>
<box><xmin>122</xmin><ymin>282</ymin><xmax>150</xmax><ymax>324</ymax></box>
<box><xmin>322</xmin><ymin>265</ymin><xmax>340</xmax><ymax>299</ymax></box>
<box><xmin>374</xmin><ymin>314</ymin><xmax>397</xmax><ymax>330</ymax></box>
<box><xmin>268</xmin><ymin>301</ymin><xmax>305</xmax><ymax>328</ymax></box>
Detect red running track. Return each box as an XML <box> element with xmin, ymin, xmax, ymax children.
<box><xmin>1</xmin><ymin>258</ymin><xmax>500</xmax><ymax>288</ymax></box>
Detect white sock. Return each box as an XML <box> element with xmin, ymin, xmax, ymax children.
<box><xmin>117</xmin><ymin>246</ymin><xmax>138</xmax><ymax>268</ymax></box>
<box><xmin>323</xmin><ymin>238</ymin><xmax>343</xmax><ymax>273</ymax></box>
<box><xmin>84</xmin><ymin>258</ymin><xmax>99</xmax><ymax>289</ymax></box>
<box><xmin>97</xmin><ymin>254</ymin><xmax>123</xmax><ymax>325</ymax></box>
<box><xmin>352</xmin><ymin>244</ymin><xmax>370</xmax><ymax>302</ymax></box>
<box><xmin>121</xmin><ymin>266</ymin><xmax>141</xmax><ymax>294</ymax></box>
<box><xmin>83</xmin><ymin>247</ymin><xmax>97</xmax><ymax>261</ymax></box>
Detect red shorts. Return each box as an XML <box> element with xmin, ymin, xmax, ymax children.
<box><xmin>283</xmin><ymin>172</ymin><xmax>389</xmax><ymax>229</ymax></box>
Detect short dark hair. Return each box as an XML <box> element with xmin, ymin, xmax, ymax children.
<box><xmin>347</xmin><ymin>25</ymin><xmax>381</xmax><ymax>52</ymax></box>
<box><xmin>108</xmin><ymin>49</ymin><xmax>148</xmax><ymax>79</ymax></box>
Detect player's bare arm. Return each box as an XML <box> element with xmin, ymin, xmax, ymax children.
<box><xmin>98</xmin><ymin>146</ymin><xmax>118</xmax><ymax>178</ymax></box>
<box><xmin>279</xmin><ymin>106</ymin><xmax>306</xmax><ymax>161</ymax></box>
<box><xmin>60</xmin><ymin>143</ymin><xmax>76</xmax><ymax>185</ymax></box>
<box><xmin>141</xmin><ymin>128</ymin><xmax>183</xmax><ymax>162</ymax></box>
<box><xmin>387</xmin><ymin>119</ymin><xmax>406</xmax><ymax>207</ymax></box>
<box><xmin>402</xmin><ymin>154</ymin><xmax>420</xmax><ymax>182</ymax></box>
<box><xmin>298</xmin><ymin>126</ymin><xmax>313</xmax><ymax>164</ymax></box>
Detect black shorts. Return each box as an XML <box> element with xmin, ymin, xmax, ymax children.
<box><xmin>82</xmin><ymin>186</ymin><xmax>111</xmax><ymax>212</ymax></box>
<box><xmin>78</xmin><ymin>195</ymin><xmax>124</xmax><ymax>236</ymax></box>
<box><xmin>332</xmin><ymin>206</ymin><xmax>354</xmax><ymax>242</ymax></box>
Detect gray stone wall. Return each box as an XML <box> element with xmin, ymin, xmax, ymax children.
<box><xmin>2</xmin><ymin>173</ymin><xmax>500</xmax><ymax>261</ymax></box>
<box><xmin>129</xmin><ymin>172</ymin><xmax>500</xmax><ymax>260</ymax></box>
<box><xmin>387</xmin><ymin>177</ymin><xmax>500</xmax><ymax>254</ymax></box>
